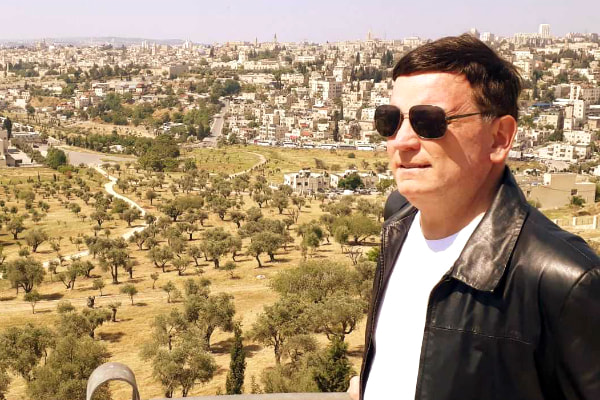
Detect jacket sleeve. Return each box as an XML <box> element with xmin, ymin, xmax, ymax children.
<box><xmin>555</xmin><ymin>268</ymin><xmax>600</xmax><ymax>399</ymax></box>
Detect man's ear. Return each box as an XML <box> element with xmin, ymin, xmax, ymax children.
<box><xmin>490</xmin><ymin>115</ymin><xmax>518</xmax><ymax>164</ymax></box>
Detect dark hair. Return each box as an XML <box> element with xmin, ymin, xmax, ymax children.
<box><xmin>392</xmin><ymin>34</ymin><xmax>522</xmax><ymax>121</ymax></box>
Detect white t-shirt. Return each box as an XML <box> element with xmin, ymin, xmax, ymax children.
<box><xmin>364</xmin><ymin>211</ymin><xmax>483</xmax><ymax>400</ymax></box>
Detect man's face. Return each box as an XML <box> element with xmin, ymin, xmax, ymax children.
<box><xmin>387</xmin><ymin>72</ymin><xmax>496</xmax><ymax>207</ymax></box>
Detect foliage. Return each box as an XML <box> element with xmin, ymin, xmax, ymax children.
<box><xmin>45</xmin><ymin>148</ymin><xmax>68</xmax><ymax>170</ymax></box>
<box><xmin>27</xmin><ymin>334</ymin><xmax>110</xmax><ymax>400</ymax></box>
<box><xmin>5</xmin><ymin>257</ymin><xmax>46</xmax><ymax>293</ymax></box>
<box><xmin>333</xmin><ymin>215</ymin><xmax>380</xmax><ymax>245</ymax></box>
<box><xmin>251</xmin><ymin>296</ymin><xmax>311</xmax><ymax>365</ymax></box>
<box><xmin>184</xmin><ymin>291</ymin><xmax>236</xmax><ymax>350</ymax></box>
<box><xmin>225</xmin><ymin>324</ymin><xmax>246</xmax><ymax>394</ymax></box>
<box><xmin>337</xmin><ymin>173</ymin><xmax>363</xmax><ymax>190</ymax></box>
<box><xmin>141</xmin><ymin>310</ymin><xmax>217</xmax><ymax>397</ymax></box>
<box><xmin>200</xmin><ymin>227</ymin><xmax>233</xmax><ymax>269</ymax></box>
<box><xmin>24</xmin><ymin>290</ymin><xmax>42</xmax><ymax>314</ymax></box>
<box><xmin>24</xmin><ymin>229</ymin><xmax>49</xmax><ymax>253</ymax></box>
<box><xmin>0</xmin><ymin>324</ymin><xmax>54</xmax><ymax>381</ymax></box>
<box><xmin>120</xmin><ymin>283</ymin><xmax>138</xmax><ymax>305</ymax></box>
<box><xmin>312</xmin><ymin>338</ymin><xmax>354</xmax><ymax>392</ymax></box>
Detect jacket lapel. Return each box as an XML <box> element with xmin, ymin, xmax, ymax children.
<box><xmin>450</xmin><ymin>168</ymin><xmax>529</xmax><ymax>292</ymax></box>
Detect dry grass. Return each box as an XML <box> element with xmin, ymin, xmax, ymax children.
<box><xmin>181</xmin><ymin>147</ymin><xmax>261</xmax><ymax>176</ymax></box>
<box><xmin>1</xmin><ymin>161</ymin><xmax>379</xmax><ymax>399</ymax></box>
<box><xmin>245</xmin><ymin>145</ymin><xmax>388</xmax><ymax>184</ymax></box>
<box><xmin>0</xmin><ymin>167</ymin><xmax>131</xmax><ymax>261</ymax></box>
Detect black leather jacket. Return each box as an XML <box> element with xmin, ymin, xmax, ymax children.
<box><xmin>360</xmin><ymin>169</ymin><xmax>600</xmax><ymax>399</ymax></box>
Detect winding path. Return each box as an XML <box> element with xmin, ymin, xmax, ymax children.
<box><xmin>228</xmin><ymin>151</ymin><xmax>267</xmax><ymax>178</ymax></box>
<box><xmin>3</xmin><ymin>151</ymin><xmax>269</xmax><ymax>312</ymax></box>
<box><xmin>42</xmin><ymin>165</ymin><xmax>148</xmax><ymax>267</ymax></box>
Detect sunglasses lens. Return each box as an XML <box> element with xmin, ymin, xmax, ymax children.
<box><xmin>375</xmin><ymin>105</ymin><xmax>401</xmax><ymax>137</ymax></box>
<box><xmin>410</xmin><ymin>105</ymin><xmax>447</xmax><ymax>139</ymax></box>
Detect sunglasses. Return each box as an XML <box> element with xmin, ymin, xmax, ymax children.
<box><xmin>374</xmin><ymin>104</ymin><xmax>482</xmax><ymax>139</ymax></box>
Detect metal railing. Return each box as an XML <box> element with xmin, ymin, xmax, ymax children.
<box><xmin>86</xmin><ymin>362</ymin><xmax>352</xmax><ymax>400</ymax></box>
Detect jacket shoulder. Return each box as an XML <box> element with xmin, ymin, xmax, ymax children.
<box><xmin>516</xmin><ymin>207</ymin><xmax>600</xmax><ymax>319</ymax></box>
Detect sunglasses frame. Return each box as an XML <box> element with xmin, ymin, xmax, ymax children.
<box><xmin>374</xmin><ymin>104</ymin><xmax>482</xmax><ymax>140</ymax></box>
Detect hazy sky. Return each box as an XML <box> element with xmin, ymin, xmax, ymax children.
<box><xmin>1</xmin><ymin>0</ymin><xmax>598</xmax><ymax>43</ymax></box>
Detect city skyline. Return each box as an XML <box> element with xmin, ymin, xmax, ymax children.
<box><xmin>0</xmin><ymin>0</ymin><xmax>598</xmax><ymax>44</ymax></box>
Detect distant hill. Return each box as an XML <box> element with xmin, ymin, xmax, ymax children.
<box><xmin>0</xmin><ymin>37</ymin><xmax>191</xmax><ymax>47</ymax></box>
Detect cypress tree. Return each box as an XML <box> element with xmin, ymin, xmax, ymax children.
<box><xmin>312</xmin><ymin>338</ymin><xmax>354</xmax><ymax>392</ymax></box>
<box><xmin>225</xmin><ymin>324</ymin><xmax>246</xmax><ymax>394</ymax></box>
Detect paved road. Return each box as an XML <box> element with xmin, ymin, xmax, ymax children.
<box><xmin>202</xmin><ymin>101</ymin><xmax>229</xmax><ymax>147</ymax></box>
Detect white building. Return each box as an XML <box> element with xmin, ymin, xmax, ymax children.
<box><xmin>563</xmin><ymin>130</ymin><xmax>595</xmax><ymax>146</ymax></box>
<box><xmin>283</xmin><ymin>169</ymin><xmax>328</xmax><ymax>193</ymax></box>
<box><xmin>536</xmin><ymin>143</ymin><xmax>591</xmax><ymax>161</ymax></box>
<box><xmin>539</xmin><ymin>24</ymin><xmax>551</xmax><ymax>39</ymax></box>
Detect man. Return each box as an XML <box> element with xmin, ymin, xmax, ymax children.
<box><xmin>350</xmin><ymin>34</ymin><xmax>600</xmax><ymax>399</ymax></box>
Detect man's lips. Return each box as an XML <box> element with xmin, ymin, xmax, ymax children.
<box><xmin>399</xmin><ymin>163</ymin><xmax>431</xmax><ymax>169</ymax></box>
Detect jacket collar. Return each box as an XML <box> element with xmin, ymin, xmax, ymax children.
<box><xmin>451</xmin><ymin>167</ymin><xmax>529</xmax><ymax>292</ymax></box>
<box><xmin>384</xmin><ymin>167</ymin><xmax>529</xmax><ymax>293</ymax></box>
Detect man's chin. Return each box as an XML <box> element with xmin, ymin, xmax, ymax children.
<box><xmin>395</xmin><ymin>183</ymin><xmax>434</xmax><ymax>204</ymax></box>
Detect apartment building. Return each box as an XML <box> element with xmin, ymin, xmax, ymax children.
<box><xmin>283</xmin><ymin>169</ymin><xmax>329</xmax><ymax>193</ymax></box>
<box><xmin>523</xmin><ymin>173</ymin><xmax>595</xmax><ymax>209</ymax></box>
<box><xmin>536</xmin><ymin>142</ymin><xmax>591</xmax><ymax>161</ymax></box>
<box><xmin>563</xmin><ymin>130</ymin><xmax>596</xmax><ymax>145</ymax></box>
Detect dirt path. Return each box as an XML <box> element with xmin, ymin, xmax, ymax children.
<box><xmin>2</xmin><ymin>153</ymin><xmax>270</xmax><ymax>313</ymax></box>
<box><xmin>228</xmin><ymin>151</ymin><xmax>267</xmax><ymax>178</ymax></box>
<box><xmin>40</xmin><ymin>165</ymin><xmax>148</xmax><ymax>269</ymax></box>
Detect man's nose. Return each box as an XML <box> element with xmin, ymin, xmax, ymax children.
<box><xmin>387</xmin><ymin>119</ymin><xmax>420</xmax><ymax>152</ymax></box>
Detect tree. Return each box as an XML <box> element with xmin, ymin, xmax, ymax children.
<box><xmin>271</xmin><ymin>191</ymin><xmax>289</xmax><ymax>214</ymax></box>
<box><xmin>309</xmin><ymin>293</ymin><xmax>366</xmax><ymax>342</ymax></box>
<box><xmin>6</xmin><ymin>257</ymin><xmax>45</xmax><ymax>293</ymax></box>
<box><xmin>163</xmin><ymin>281</ymin><xmax>176</xmax><ymax>303</ymax></box>
<box><xmin>571</xmin><ymin>195</ymin><xmax>585</xmax><ymax>207</ymax></box>
<box><xmin>150</xmin><ymin>272</ymin><xmax>160</xmax><ymax>289</ymax></box>
<box><xmin>184</xmin><ymin>292</ymin><xmax>236</xmax><ymax>351</ymax></box>
<box><xmin>337</xmin><ymin>173</ymin><xmax>363</xmax><ymax>190</ymax></box>
<box><xmin>148</xmin><ymin>245</ymin><xmax>174</xmax><ymax>273</ymax></box>
<box><xmin>312</xmin><ymin>338</ymin><xmax>354</xmax><ymax>392</ymax></box>
<box><xmin>229</xmin><ymin>210</ymin><xmax>246</xmax><ymax>228</ymax></box>
<box><xmin>145</xmin><ymin>189</ymin><xmax>158</xmax><ymax>205</ymax></box>
<box><xmin>251</xmin><ymin>296</ymin><xmax>310</xmax><ymax>365</ymax></box>
<box><xmin>129</xmin><ymin>229</ymin><xmax>149</xmax><ymax>250</ymax></box>
<box><xmin>27</xmin><ymin>334</ymin><xmax>110</xmax><ymax>400</ymax></box>
<box><xmin>45</xmin><ymin>148</ymin><xmax>68</xmax><ymax>169</ymax></box>
<box><xmin>223</xmin><ymin>261</ymin><xmax>237</xmax><ymax>279</ymax></box>
<box><xmin>57</xmin><ymin>261</ymin><xmax>85</xmax><ymax>290</ymax></box>
<box><xmin>90</xmin><ymin>210</ymin><xmax>109</xmax><ymax>228</ymax></box>
<box><xmin>200</xmin><ymin>228</ymin><xmax>233</xmax><ymax>269</ymax></box>
<box><xmin>57</xmin><ymin>308</ymin><xmax>111</xmax><ymax>339</ymax></box>
<box><xmin>92</xmin><ymin>278</ymin><xmax>105</xmax><ymax>296</ymax></box>
<box><xmin>248</xmin><ymin>231</ymin><xmax>284</xmax><ymax>267</ymax></box>
<box><xmin>225</xmin><ymin>324</ymin><xmax>246</xmax><ymax>394</ymax></box>
<box><xmin>108</xmin><ymin>301</ymin><xmax>121</xmax><ymax>322</ymax></box>
<box><xmin>24</xmin><ymin>290</ymin><xmax>41</xmax><ymax>314</ymax></box>
<box><xmin>98</xmin><ymin>239</ymin><xmax>129</xmax><ymax>284</ymax></box>
<box><xmin>173</xmin><ymin>256</ymin><xmax>191</xmax><ymax>276</ymax></box>
<box><xmin>25</xmin><ymin>229</ymin><xmax>49</xmax><ymax>253</ymax></box>
<box><xmin>142</xmin><ymin>331</ymin><xmax>216</xmax><ymax>398</ymax></box>
<box><xmin>271</xmin><ymin>261</ymin><xmax>356</xmax><ymax>303</ymax></box>
<box><xmin>0</xmin><ymin>324</ymin><xmax>54</xmax><ymax>382</ymax></box>
<box><xmin>7</xmin><ymin>216</ymin><xmax>26</xmax><ymax>239</ymax></box>
<box><xmin>333</xmin><ymin>215</ymin><xmax>380</xmax><ymax>245</ymax></box>
<box><xmin>120</xmin><ymin>208</ymin><xmax>141</xmax><ymax>227</ymax></box>
<box><xmin>120</xmin><ymin>283</ymin><xmax>138</xmax><ymax>305</ymax></box>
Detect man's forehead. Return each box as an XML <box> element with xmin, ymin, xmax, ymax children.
<box><xmin>391</xmin><ymin>72</ymin><xmax>472</xmax><ymax>109</ymax></box>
